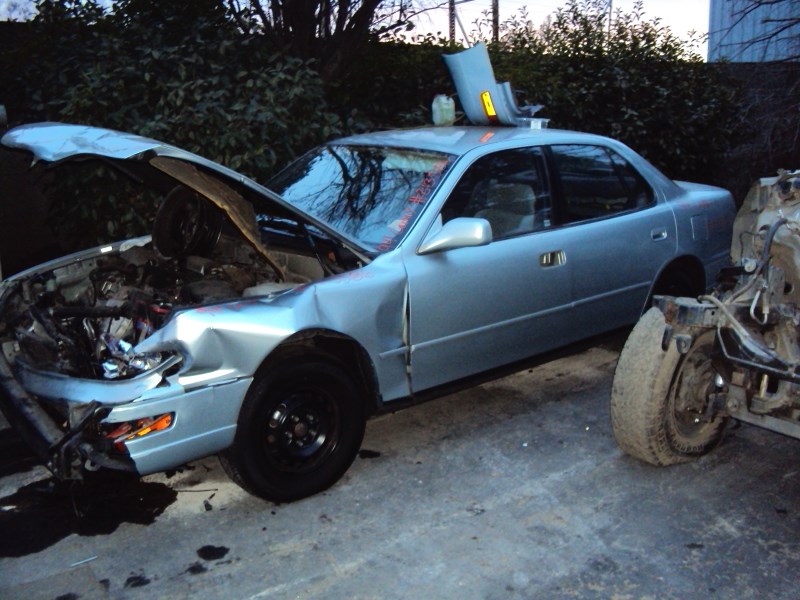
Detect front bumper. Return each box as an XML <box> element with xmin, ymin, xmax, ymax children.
<box><xmin>0</xmin><ymin>350</ymin><xmax>251</xmax><ymax>479</ymax></box>
<box><xmin>0</xmin><ymin>350</ymin><xmax>134</xmax><ymax>476</ymax></box>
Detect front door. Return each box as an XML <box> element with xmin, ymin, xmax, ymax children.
<box><xmin>405</xmin><ymin>146</ymin><xmax>573</xmax><ymax>392</ymax></box>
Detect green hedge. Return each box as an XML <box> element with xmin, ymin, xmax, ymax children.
<box><xmin>487</xmin><ymin>0</ymin><xmax>740</xmax><ymax>182</ymax></box>
<box><xmin>0</xmin><ymin>0</ymin><xmax>744</xmax><ymax>247</ymax></box>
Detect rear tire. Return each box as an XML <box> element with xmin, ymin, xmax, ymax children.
<box><xmin>610</xmin><ymin>307</ymin><xmax>727</xmax><ymax>466</ymax></box>
<box><xmin>220</xmin><ymin>360</ymin><xmax>365</xmax><ymax>502</ymax></box>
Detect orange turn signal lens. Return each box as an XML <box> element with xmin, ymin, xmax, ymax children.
<box><xmin>106</xmin><ymin>413</ymin><xmax>174</xmax><ymax>447</ymax></box>
<box><xmin>128</xmin><ymin>413</ymin><xmax>173</xmax><ymax>439</ymax></box>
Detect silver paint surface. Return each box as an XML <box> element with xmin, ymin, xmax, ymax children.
<box><xmin>0</xmin><ymin>122</ymin><xmax>736</xmax><ymax>477</ymax></box>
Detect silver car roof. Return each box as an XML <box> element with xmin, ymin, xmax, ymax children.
<box><xmin>334</xmin><ymin>126</ymin><xmax>622</xmax><ymax>156</ymax></box>
<box><xmin>336</xmin><ymin>126</ymin><xmax>681</xmax><ymax>197</ymax></box>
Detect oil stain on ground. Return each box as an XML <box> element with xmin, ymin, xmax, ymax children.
<box><xmin>186</xmin><ymin>562</ymin><xmax>208</xmax><ymax>575</ymax></box>
<box><xmin>0</xmin><ymin>472</ymin><xmax>177</xmax><ymax>558</ymax></box>
<box><xmin>197</xmin><ymin>545</ymin><xmax>229</xmax><ymax>561</ymax></box>
<box><xmin>124</xmin><ymin>574</ymin><xmax>151</xmax><ymax>588</ymax></box>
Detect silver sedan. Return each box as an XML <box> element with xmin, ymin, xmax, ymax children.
<box><xmin>0</xmin><ymin>123</ymin><xmax>735</xmax><ymax>501</ymax></box>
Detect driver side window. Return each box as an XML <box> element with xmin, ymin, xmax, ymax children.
<box><xmin>441</xmin><ymin>147</ymin><xmax>551</xmax><ymax>240</ymax></box>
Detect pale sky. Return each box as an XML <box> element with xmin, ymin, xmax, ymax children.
<box><xmin>412</xmin><ymin>0</ymin><xmax>711</xmax><ymax>47</ymax></box>
<box><xmin>0</xmin><ymin>0</ymin><xmax>711</xmax><ymax>51</ymax></box>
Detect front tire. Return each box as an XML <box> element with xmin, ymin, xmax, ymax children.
<box><xmin>220</xmin><ymin>360</ymin><xmax>366</xmax><ymax>502</ymax></box>
<box><xmin>610</xmin><ymin>307</ymin><xmax>728</xmax><ymax>466</ymax></box>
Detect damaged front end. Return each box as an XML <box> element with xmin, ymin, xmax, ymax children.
<box><xmin>0</xmin><ymin>124</ymin><xmax>366</xmax><ymax>481</ymax></box>
<box><xmin>0</xmin><ymin>222</ymin><xmax>288</xmax><ymax>479</ymax></box>
<box><xmin>656</xmin><ymin>170</ymin><xmax>800</xmax><ymax>438</ymax></box>
<box><xmin>0</xmin><ymin>245</ymin><xmax>181</xmax><ymax>478</ymax></box>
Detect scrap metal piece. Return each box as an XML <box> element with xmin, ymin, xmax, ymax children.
<box><xmin>443</xmin><ymin>43</ymin><xmax>543</xmax><ymax>127</ymax></box>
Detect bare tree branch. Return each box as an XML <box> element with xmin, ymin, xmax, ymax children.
<box><xmin>713</xmin><ymin>0</ymin><xmax>799</xmax><ymax>62</ymax></box>
<box><xmin>228</xmin><ymin>1</ymin><xmax>424</xmax><ymax>80</ymax></box>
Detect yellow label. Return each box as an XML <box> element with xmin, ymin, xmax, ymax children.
<box><xmin>480</xmin><ymin>90</ymin><xmax>497</xmax><ymax>118</ymax></box>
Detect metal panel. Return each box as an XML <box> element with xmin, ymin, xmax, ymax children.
<box><xmin>406</xmin><ymin>232</ymin><xmax>572</xmax><ymax>392</ymax></box>
<box><xmin>113</xmin><ymin>378</ymin><xmax>252</xmax><ymax>474</ymax></box>
<box><xmin>709</xmin><ymin>0</ymin><xmax>800</xmax><ymax>62</ymax></box>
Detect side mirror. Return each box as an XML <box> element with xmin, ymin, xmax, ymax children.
<box><xmin>417</xmin><ymin>217</ymin><xmax>493</xmax><ymax>255</ymax></box>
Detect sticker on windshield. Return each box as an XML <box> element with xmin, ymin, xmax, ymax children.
<box><xmin>376</xmin><ymin>160</ymin><xmax>449</xmax><ymax>252</ymax></box>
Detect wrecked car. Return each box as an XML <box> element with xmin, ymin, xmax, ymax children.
<box><xmin>0</xmin><ymin>122</ymin><xmax>735</xmax><ymax>501</ymax></box>
<box><xmin>611</xmin><ymin>170</ymin><xmax>800</xmax><ymax>465</ymax></box>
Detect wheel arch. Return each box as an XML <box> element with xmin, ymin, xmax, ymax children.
<box><xmin>257</xmin><ymin>329</ymin><xmax>382</xmax><ymax>418</ymax></box>
<box><xmin>646</xmin><ymin>255</ymin><xmax>706</xmax><ymax>311</ymax></box>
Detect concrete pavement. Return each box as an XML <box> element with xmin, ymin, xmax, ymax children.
<box><xmin>1</xmin><ymin>335</ymin><xmax>799</xmax><ymax>599</ymax></box>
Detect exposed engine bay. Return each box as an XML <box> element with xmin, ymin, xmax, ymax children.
<box><xmin>0</xmin><ymin>181</ymin><xmax>350</xmax><ymax>385</ymax></box>
<box><xmin>0</xmin><ymin>128</ymin><xmax>375</xmax><ymax>484</ymax></box>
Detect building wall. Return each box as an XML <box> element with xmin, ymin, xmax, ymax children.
<box><xmin>709</xmin><ymin>0</ymin><xmax>799</xmax><ymax>62</ymax></box>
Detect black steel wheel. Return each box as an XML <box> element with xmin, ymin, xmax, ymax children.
<box><xmin>220</xmin><ymin>360</ymin><xmax>365</xmax><ymax>502</ymax></box>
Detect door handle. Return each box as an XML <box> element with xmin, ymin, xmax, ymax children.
<box><xmin>540</xmin><ymin>250</ymin><xmax>566</xmax><ymax>267</ymax></box>
<box><xmin>651</xmin><ymin>227</ymin><xmax>668</xmax><ymax>241</ymax></box>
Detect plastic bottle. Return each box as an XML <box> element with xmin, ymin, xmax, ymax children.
<box><xmin>431</xmin><ymin>95</ymin><xmax>456</xmax><ymax>126</ymax></box>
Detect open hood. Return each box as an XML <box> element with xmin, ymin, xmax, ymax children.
<box><xmin>1</xmin><ymin>123</ymin><xmax>371</xmax><ymax>261</ymax></box>
<box><xmin>0</xmin><ymin>124</ymin><xmax>374</xmax><ymax>392</ymax></box>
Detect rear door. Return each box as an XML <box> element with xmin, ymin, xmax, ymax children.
<box><xmin>546</xmin><ymin>144</ymin><xmax>677</xmax><ymax>334</ymax></box>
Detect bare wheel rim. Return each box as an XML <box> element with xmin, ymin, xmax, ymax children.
<box><xmin>261</xmin><ymin>387</ymin><xmax>341</xmax><ymax>474</ymax></box>
<box><xmin>668</xmin><ymin>337</ymin><xmax>721</xmax><ymax>441</ymax></box>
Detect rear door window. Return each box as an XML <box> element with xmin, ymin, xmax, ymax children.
<box><xmin>549</xmin><ymin>145</ymin><xmax>654</xmax><ymax>223</ymax></box>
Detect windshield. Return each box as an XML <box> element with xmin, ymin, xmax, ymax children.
<box><xmin>268</xmin><ymin>144</ymin><xmax>455</xmax><ymax>252</ymax></box>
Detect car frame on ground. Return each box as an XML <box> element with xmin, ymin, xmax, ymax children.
<box><xmin>0</xmin><ymin>122</ymin><xmax>734</xmax><ymax>501</ymax></box>
<box><xmin>611</xmin><ymin>170</ymin><xmax>800</xmax><ymax>466</ymax></box>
